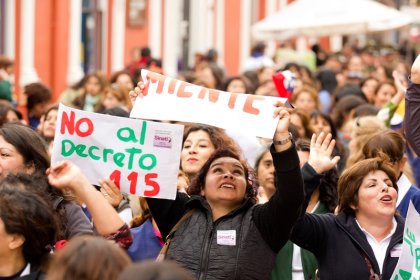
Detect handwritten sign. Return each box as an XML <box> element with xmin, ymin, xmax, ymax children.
<box><xmin>51</xmin><ymin>104</ymin><xmax>183</xmax><ymax>199</ymax></box>
<box><xmin>130</xmin><ymin>70</ymin><xmax>290</xmax><ymax>139</ymax></box>
<box><xmin>391</xmin><ymin>201</ymin><xmax>420</xmax><ymax>279</ymax></box>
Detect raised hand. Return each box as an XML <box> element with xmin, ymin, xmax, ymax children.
<box><xmin>307</xmin><ymin>132</ymin><xmax>340</xmax><ymax>174</ymax></box>
<box><xmin>128</xmin><ymin>81</ymin><xmax>148</xmax><ymax>106</ymax></box>
<box><xmin>99</xmin><ymin>178</ymin><xmax>124</xmax><ymax>208</ymax></box>
<box><xmin>47</xmin><ymin>161</ymin><xmax>89</xmax><ymax>192</ymax></box>
<box><xmin>272</xmin><ymin>103</ymin><xmax>293</xmax><ymax>152</ymax></box>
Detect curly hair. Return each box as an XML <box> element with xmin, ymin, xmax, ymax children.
<box><xmin>187</xmin><ymin>149</ymin><xmax>256</xmax><ymax>204</ymax></box>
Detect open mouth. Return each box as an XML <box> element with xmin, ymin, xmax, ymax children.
<box><xmin>220</xmin><ymin>184</ymin><xmax>235</xmax><ymax>189</ymax></box>
<box><xmin>380</xmin><ymin>195</ymin><xmax>393</xmax><ymax>202</ymax></box>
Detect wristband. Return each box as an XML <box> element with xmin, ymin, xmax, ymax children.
<box><xmin>273</xmin><ymin>132</ymin><xmax>293</xmax><ymax>145</ymax></box>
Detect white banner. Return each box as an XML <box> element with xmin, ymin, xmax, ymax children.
<box><xmin>391</xmin><ymin>201</ymin><xmax>420</xmax><ymax>279</ymax></box>
<box><xmin>130</xmin><ymin>70</ymin><xmax>290</xmax><ymax>139</ymax></box>
<box><xmin>51</xmin><ymin>104</ymin><xmax>184</xmax><ymax>200</ymax></box>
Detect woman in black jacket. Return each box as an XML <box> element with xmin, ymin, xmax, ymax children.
<box><xmin>146</xmin><ymin>107</ymin><xmax>305</xmax><ymax>279</ymax></box>
<box><xmin>291</xmin><ymin>146</ymin><xmax>403</xmax><ymax>280</ymax></box>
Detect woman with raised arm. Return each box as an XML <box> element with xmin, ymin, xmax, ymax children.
<box><xmin>144</xmin><ymin>105</ymin><xmax>304</xmax><ymax>279</ymax></box>
<box><xmin>290</xmin><ymin>133</ymin><xmax>404</xmax><ymax>279</ymax></box>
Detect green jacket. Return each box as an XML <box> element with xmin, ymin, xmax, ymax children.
<box><xmin>271</xmin><ymin>202</ymin><xmax>328</xmax><ymax>280</ymax></box>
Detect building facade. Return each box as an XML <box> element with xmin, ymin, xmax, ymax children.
<box><xmin>0</xmin><ymin>0</ymin><xmax>416</xmax><ymax>105</ymax></box>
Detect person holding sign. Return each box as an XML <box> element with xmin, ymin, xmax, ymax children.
<box><xmin>290</xmin><ymin>149</ymin><xmax>404</xmax><ymax>279</ymax></box>
<box><xmin>146</xmin><ymin>106</ymin><xmax>304</xmax><ymax>279</ymax></box>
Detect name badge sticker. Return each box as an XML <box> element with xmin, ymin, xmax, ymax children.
<box><xmin>390</xmin><ymin>243</ymin><xmax>402</xmax><ymax>258</ymax></box>
<box><xmin>217</xmin><ymin>230</ymin><xmax>236</xmax><ymax>246</ymax></box>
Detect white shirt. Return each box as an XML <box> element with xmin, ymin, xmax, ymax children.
<box><xmin>355</xmin><ymin>218</ymin><xmax>397</xmax><ymax>273</ymax></box>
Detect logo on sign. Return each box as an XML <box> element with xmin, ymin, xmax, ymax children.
<box><xmin>154</xmin><ymin>134</ymin><xmax>172</xmax><ymax>148</ymax></box>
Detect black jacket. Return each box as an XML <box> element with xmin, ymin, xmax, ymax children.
<box><xmin>147</xmin><ymin>144</ymin><xmax>304</xmax><ymax>280</ymax></box>
<box><xmin>291</xmin><ymin>207</ymin><xmax>404</xmax><ymax>279</ymax></box>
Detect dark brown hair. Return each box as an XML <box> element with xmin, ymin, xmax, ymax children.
<box><xmin>47</xmin><ymin>236</ymin><xmax>131</xmax><ymax>280</ymax></box>
<box><xmin>118</xmin><ymin>260</ymin><xmax>193</xmax><ymax>280</ymax></box>
<box><xmin>182</xmin><ymin>124</ymin><xmax>241</xmax><ymax>156</ymax></box>
<box><xmin>0</xmin><ymin>181</ymin><xmax>58</xmax><ymax>266</ymax></box>
<box><xmin>0</xmin><ymin>123</ymin><xmax>50</xmax><ymax>176</ymax></box>
<box><xmin>24</xmin><ymin>82</ymin><xmax>52</xmax><ymax>111</ymax></box>
<box><xmin>362</xmin><ymin>130</ymin><xmax>405</xmax><ymax>163</ymax></box>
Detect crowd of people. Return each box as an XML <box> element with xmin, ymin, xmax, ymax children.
<box><xmin>0</xmin><ymin>41</ymin><xmax>419</xmax><ymax>280</ymax></box>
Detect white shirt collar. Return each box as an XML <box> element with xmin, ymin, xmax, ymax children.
<box><xmin>355</xmin><ymin>218</ymin><xmax>397</xmax><ymax>273</ymax></box>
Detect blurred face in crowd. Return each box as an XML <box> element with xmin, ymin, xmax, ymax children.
<box><xmin>85</xmin><ymin>76</ymin><xmax>102</xmax><ymax>96</ymax></box>
<box><xmin>0</xmin><ymin>136</ymin><xmax>32</xmax><ymax>178</ymax></box>
<box><xmin>374</xmin><ymin>83</ymin><xmax>396</xmax><ymax>108</ymax></box>
<box><xmin>227</xmin><ymin>79</ymin><xmax>246</xmax><ymax>94</ymax></box>
<box><xmin>255</xmin><ymin>80</ymin><xmax>277</xmax><ymax>97</ymax></box>
<box><xmin>116</xmin><ymin>74</ymin><xmax>134</xmax><ymax>91</ymax></box>
<box><xmin>181</xmin><ymin>130</ymin><xmax>216</xmax><ymax>178</ymax></box>
<box><xmin>353</xmin><ymin>170</ymin><xmax>397</xmax><ymax>220</ymax></box>
<box><xmin>310</xmin><ymin>116</ymin><xmax>331</xmax><ymax>136</ymax></box>
<box><xmin>258</xmin><ymin>67</ymin><xmax>275</xmax><ymax>84</ymax></box>
<box><xmin>103</xmin><ymin>93</ymin><xmax>122</xmax><ymax>110</ymax></box>
<box><xmin>6</xmin><ymin>110</ymin><xmax>19</xmax><ymax>123</ymax></box>
<box><xmin>294</xmin><ymin>91</ymin><xmax>317</xmax><ymax>113</ymax></box>
<box><xmin>199</xmin><ymin>67</ymin><xmax>217</xmax><ymax>89</ymax></box>
<box><xmin>42</xmin><ymin>109</ymin><xmax>58</xmax><ymax>140</ymax></box>
<box><xmin>256</xmin><ymin>151</ymin><xmax>275</xmax><ymax>198</ymax></box>
<box><xmin>361</xmin><ymin>78</ymin><xmax>379</xmax><ymax>104</ymax></box>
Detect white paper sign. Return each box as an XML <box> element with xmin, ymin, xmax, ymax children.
<box><xmin>391</xmin><ymin>201</ymin><xmax>420</xmax><ymax>279</ymax></box>
<box><xmin>51</xmin><ymin>104</ymin><xmax>184</xmax><ymax>200</ymax></box>
<box><xmin>130</xmin><ymin>70</ymin><xmax>290</xmax><ymax>139</ymax></box>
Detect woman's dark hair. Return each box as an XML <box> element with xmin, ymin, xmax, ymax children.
<box><xmin>0</xmin><ymin>180</ymin><xmax>58</xmax><ymax>266</ymax></box>
<box><xmin>330</xmin><ymin>95</ymin><xmax>366</xmax><ymax>130</ymax></box>
<box><xmin>310</xmin><ymin>111</ymin><xmax>338</xmax><ymax>139</ymax></box>
<box><xmin>220</xmin><ymin>75</ymin><xmax>253</xmax><ymax>94</ymax></box>
<box><xmin>187</xmin><ymin>149</ymin><xmax>256</xmax><ymax>204</ymax></box>
<box><xmin>46</xmin><ymin>236</ymin><xmax>131</xmax><ymax>280</ymax></box>
<box><xmin>24</xmin><ymin>83</ymin><xmax>52</xmax><ymax>111</ymax></box>
<box><xmin>118</xmin><ymin>260</ymin><xmax>193</xmax><ymax>280</ymax></box>
<box><xmin>362</xmin><ymin>130</ymin><xmax>405</xmax><ymax>164</ymax></box>
<box><xmin>0</xmin><ymin>123</ymin><xmax>50</xmax><ymax>176</ymax></box>
<box><xmin>182</xmin><ymin>124</ymin><xmax>241</xmax><ymax>156</ymax></box>
<box><xmin>316</xmin><ymin>69</ymin><xmax>338</xmax><ymax>94</ymax></box>
<box><xmin>0</xmin><ymin>103</ymin><xmax>22</xmax><ymax>126</ymax></box>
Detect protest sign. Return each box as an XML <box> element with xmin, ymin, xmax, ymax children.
<box><xmin>130</xmin><ymin>70</ymin><xmax>290</xmax><ymax>139</ymax></box>
<box><xmin>51</xmin><ymin>104</ymin><xmax>183</xmax><ymax>200</ymax></box>
<box><xmin>391</xmin><ymin>201</ymin><xmax>420</xmax><ymax>279</ymax></box>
